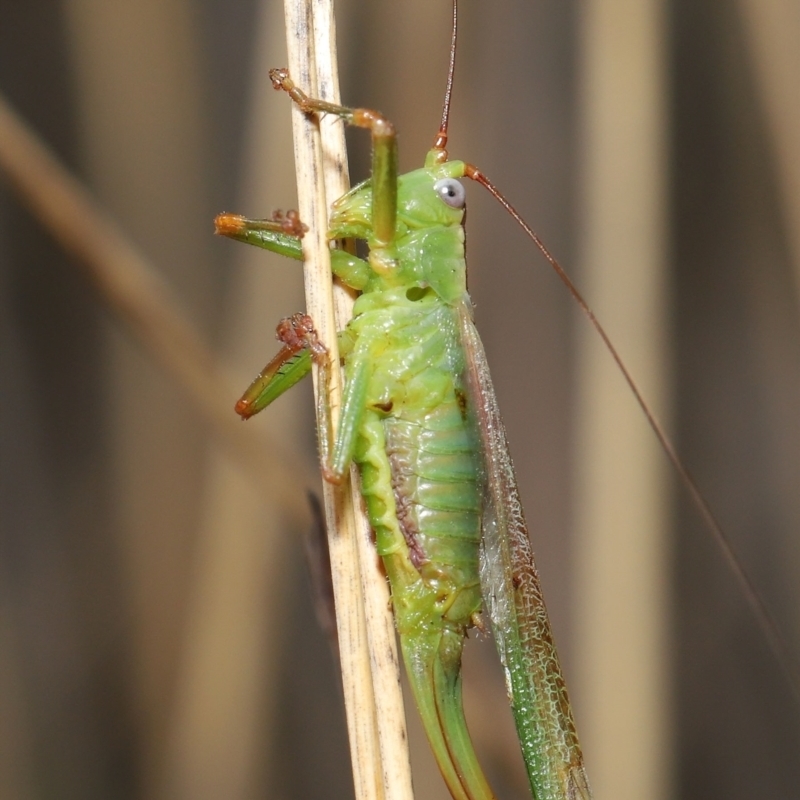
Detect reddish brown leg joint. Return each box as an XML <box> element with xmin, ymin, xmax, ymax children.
<box><xmin>276</xmin><ymin>313</ymin><xmax>327</xmax><ymax>367</ymax></box>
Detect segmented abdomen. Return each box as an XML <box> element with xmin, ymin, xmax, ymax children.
<box><xmin>384</xmin><ymin>403</ymin><xmax>481</xmax><ymax>624</ymax></box>
<box><xmin>350</xmin><ymin>299</ymin><xmax>484</xmax><ymax>632</ymax></box>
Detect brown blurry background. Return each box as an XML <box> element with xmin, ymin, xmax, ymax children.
<box><xmin>1</xmin><ymin>1</ymin><xmax>799</xmax><ymax>799</ymax></box>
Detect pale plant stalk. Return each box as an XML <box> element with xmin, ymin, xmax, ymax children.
<box><xmin>281</xmin><ymin>1</ymin><xmax>414</xmax><ymax>799</ymax></box>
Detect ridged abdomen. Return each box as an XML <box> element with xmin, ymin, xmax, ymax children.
<box><xmin>384</xmin><ymin>403</ymin><xmax>481</xmax><ymax>625</ymax></box>
<box><xmin>350</xmin><ymin>298</ymin><xmax>483</xmax><ymax>634</ymax></box>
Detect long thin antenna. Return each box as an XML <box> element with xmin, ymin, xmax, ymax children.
<box><xmin>433</xmin><ymin>0</ymin><xmax>458</xmax><ymax>152</ymax></box>
<box><xmin>465</xmin><ymin>162</ymin><xmax>800</xmax><ymax>704</ymax></box>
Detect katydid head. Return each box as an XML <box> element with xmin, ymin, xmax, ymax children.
<box><xmin>329</xmin><ymin>160</ymin><xmax>466</xmax><ymax>239</ymax></box>
<box><xmin>330</xmin><ymin>159</ymin><xmax>469</xmax><ymax>303</ymax></box>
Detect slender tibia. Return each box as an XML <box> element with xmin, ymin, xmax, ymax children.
<box><xmin>272</xmin><ymin>315</ymin><xmax>336</xmax><ymax>475</ymax></box>
<box><xmin>235</xmin><ymin>315</ymin><xmax>347</xmax><ymax>487</ymax></box>
<box><xmin>269</xmin><ymin>68</ymin><xmax>398</xmax><ymax>249</ymax></box>
<box><xmin>215</xmin><ymin>210</ymin><xmax>307</xmax><ymax>259</ymax></box>
<box><xmin>271</xmin><ymin>316</ymin><xmax>343</xmax><ymax>482</ymax></box>
<box><xmin>235</xmin><ymin>313</ymin><xmax>325</xmax><ymax>420</ymax></box>
<box><xmin>215</xmin><ymin>208</ymin><xmax>307</xmax><ymax>238</ymax></box>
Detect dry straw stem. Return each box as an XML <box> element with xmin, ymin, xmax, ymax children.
<box><xmin>281</xmin><ymin>1</ymin><xmax>414</xmax><ymax>799</ymax></box>
<box><xmin>0</xmin><ymin>91</ymin><xmax>312</xmax><ymax>526</ymax></box>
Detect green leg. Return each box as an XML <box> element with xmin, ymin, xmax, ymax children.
<box><xmin>238</xmin><ymin>314</ymin><xmax>370</xmax><ymax>488</ymax></box>
<box><xmin>215</xmin><ymin>209</ymin><xmax>306</xmax><ymax>259</ymax></box>
<box><xmin>235</xmin><ymin>314</ymin><xmax>320</xmax><ymax>419</ymax></box>
<box><xmin>269</xmin><ymin>68</ymin><xmax>398</xmax><ymax>254</ymax></box>
<box><xmin>216</xmin><ymin>209</ymin><xmax>372</xmax><ymax>291</ymax></box>
<box><xmin>236</xmin><ymin>312</ymin><xmax>370</xmax><ymax>487</ymax></box>
<box><xmin>234</xmin><ymin>314</ymin><xmax>364</xmax><ymax>492</ymax></box>
<box><xmin>324</xmin><ymin>346</ymin><xmax>370</xmax><ymax>484</ymax></box>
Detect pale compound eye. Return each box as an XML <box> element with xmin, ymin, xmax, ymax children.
<box><xmin>433</xmin><ymin>177</ymin><xmax>466</xmax><ymax>209</ymax></box>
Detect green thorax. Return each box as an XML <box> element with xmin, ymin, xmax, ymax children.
<box><xmin>329</xmin><ymin>155</ymin><xmax>468</xmax><ymax>305</ymax></box>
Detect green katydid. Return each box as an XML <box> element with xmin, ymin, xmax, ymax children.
<box><xmin>215</xmin><ymin>4</ymin><xmax>800</xmax><ymax>800</ymax></box>
<box><xmin>216</xmin><ymin>28</ymin><xmax>589</xmax><ymax>800</ymax></box>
